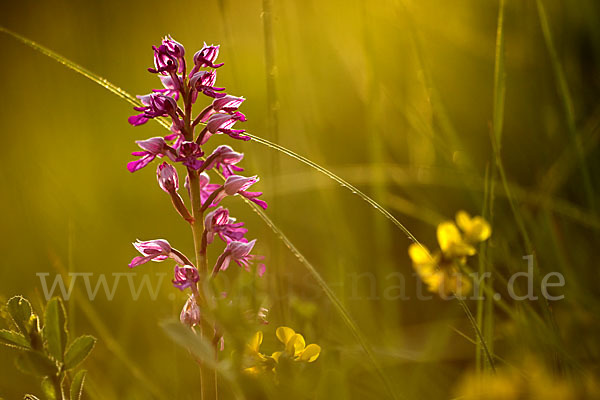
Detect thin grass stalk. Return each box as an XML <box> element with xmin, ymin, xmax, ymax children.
<box><xmin>67</xmin><ymin>219</ymin><xmax>76</xmax><ymax>339</ymax></box>
<box><xmin>475</xmin><ymin>166</ymin><xmax>491</xmax><ymax>373</ymax></box>
<box><xmin>361</xmin><ymin>0</ymin><xmax>396</xmax><ymax>332</ymax></box>
<box><xmin>535</xmin><ymin>0</ymin><xmax>595</xmax><ymax>214</ymax></box>
<box><xmin>242</xmin><ymin>133</ymin><xmax>422</xmax><ymax>246</ymax></box>
<box><xmin>449</xmin><ymin>326</ymin><xmax>526</xmax><ymax>377</ymax></box>
<box><xmin>481</xmin><ymin>0</ymin><xmax>506</xmax><ymax>374</ymax></box>
<box><xmin>484</xmin><ymin>166</ymin><xmax>496</xmax><ymax>372</ymax></box>
<box><xmin>216</xmin><ymin>0</ymin><xmax>240</xmax><ymax>88</ymax></box>
<box><xmin>457</xmin><ymin>297</ymin><xmax>496</xmax><ymax>373</ymax></box>
<box><xmin>395</xmin><ymin>2</ymin><xmax>475</xmax><ymax>172</ymax></box>
<box><xmin>261</xmin><ymin>0</ymin><xmax>287</xmax><ymax>323</ymax></box>
<box><xmin>488</xmin><ymin>2</ymin><xmax>563</xmax><ymax>371</ymax></box>
<box><xmin>538</xmin><ymin>104</ymin><xmax>600</xmax><ymax>196</ymax></box>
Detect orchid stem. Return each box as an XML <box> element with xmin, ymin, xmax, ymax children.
<box><xmin>183</xmin><ymin>77</ymin><xmax>217</xmax><ymax>399</ymax></box>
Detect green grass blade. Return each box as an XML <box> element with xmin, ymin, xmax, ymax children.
<box><xmin>261</xmin><ymin>0</ymin><xmax>279</xmax><ymax>141</ymax></box>
<box><xmin>243</xmin><ymin>133</ymin><xmax>421</xmax><ymax>245</ymax></box>
<box><xmin>478</xmin><ymin>0</ymin><xmax>506</xmax><ymax>372</ymax></box>
<box><xmin>488</xmin><ymin>0</ymin><xmax>533</xmax><ymax>255</ymax></box>
<box><xmin>490</xmin><ymin>0</ymin><xmax>563</xmax><ymax>370</ymax></box>
<box><xmin>457</xmin><ymin>297</ymin><xmax>496</xmax><ymax>373</ymax></box>
<box><xmin>449</xmin><ymin>326</ymin><xmax>525</xmax><ymax>376</ymax></box>
<box><xmin>394</xmin><ymin>2</ymin><xmax>475</xmax><ymax>172</ymax></box>
<box><xmin>475</xmin><ymin>166</ymin><xmax>491</xmax><ymax>373</ymax></box>
<box><xmin>535</xmin><ymin>0</ymin><xmax>595</xmax><ymax>212</ymax></box>
<box><xmin>261</xmin><ymin>0</ymin><xmax>289</xmax><ymax>323</ymax></box>
<box><xmin>0</xmin><ymin>27</ymin><xmax>137</xmax><ymax>106</ymax></box>
<box><xmin>539</xmin><ymin>106</ymin><xmax>600</xmax><ymax>195</ymax></box>
<box><xmin>493</xmin><ymin>0</ymin><xmax>506</xmax><ymax>147</ymax></box>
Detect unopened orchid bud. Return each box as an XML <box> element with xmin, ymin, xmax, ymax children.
<box><xmin>180</xmin><ymin>294</ymin><xmax>201</xmax><ymax>327</ymax></box>
<box><xmin>157</xmin><ymin>162</ymin><xmax>179</xmax><ymax>193</ymax></box>
<box><xmin>191</xmin><ymin>43</ymin><xmax>224</xmax><ymax>74</ymax></box>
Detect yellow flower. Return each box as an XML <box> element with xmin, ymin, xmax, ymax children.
<box><xmin>243</xmin><ymin>327</ymin><xmax>321</xmax><ymax>376</ymax></box>
<box><xmin>407</xmin><ymin>211</ymin><xmax>490</xmax><ymax>298</ymax></box>
<box><xmin>272</xmin><ymin>326</ymin><xmax>321</xmax><ymax>363</ymax></box>
<box><xmin>455</xmin><ymin>210</ymin><xmax>491</xmax><ymax>244</ymax></box>
<box><xmin>247</xmin><ymin>331</ymin><xmax>265</xmax><ymax>357</ymax></box>
<box><xmin>454</xmin><ymin>358</ymin><xmax>587</xmax><ymax>400</ymax></box>
<box><xmin>408</xmin><ymin>243</ymin><xmax>471</xmax><ymax>297</ymax></box>
<box><xmin>437</xmin><ymin>221</ymin><xmax>476</xmax><ymax>258</ymax></box>
<box><xmin>243</xmin><ymin>331</ymin><xmax>275</xmax><ymax>375</ymax></box>
<box><xmin>408</xmin><ymin>244</ymin><xmax>444</xmax><ymax>292</ymax></box>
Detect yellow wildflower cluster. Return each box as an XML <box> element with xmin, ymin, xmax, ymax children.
<box><xmin>408</xmin><ymin>211</ymin><xmax>491</xmax><ymax>297</ymax></box>
<box><xmin>454</xmin><ymin>360</ymin><xmax>600</xmax><ymax>399</ymax></box>
<box><xmin>244</xmin><ymin>326</ymin><xmax>321</xmax><ymax>376</ymax></box>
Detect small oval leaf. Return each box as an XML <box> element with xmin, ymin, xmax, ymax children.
<box><xmin>7</xmin><ymin>296</ymin><xmax>33</xmax><ymax>334</ymax></box>
<box><xmin>64</xmin><ymin>335</ymin><xmax>96</xmax><ymax>370</ymax></box>
<box><xmin>15</xmin><ymin>350</ymin><xmax>58</xmax><ymax>377</ymax></box>
<box><xmin>41</xmin><ymin>376</ymin><xmax>58</xmax><ymax>400</ymax></box>
<box><xmin>0</xmin><ymin>329</ymin><xmax>32</xmax><ymax>350</ymax></box>
<box><xmin>70</xmin><ymin>370</ymin><xmax>87</xmax><ymax>400</ymax></box>
<box><xmin>44</xmin><ymin>297</ymin><xmax>68</xmax><ymax>362</ymax></box>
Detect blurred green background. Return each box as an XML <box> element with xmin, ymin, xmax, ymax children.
<box><xmin>1</xmin><ymin>0</ymin><xmax>599</xmax><ymax>398</ymax></box>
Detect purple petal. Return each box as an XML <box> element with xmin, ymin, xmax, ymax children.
<box><xmin>128</xmin><ymin>114</ymin><xmax>149</xmax><ymax>126</ymax></box>
<box><xmin>127</xmin><ymin>153</ymin><xmax>155</xmax><ymax>172</ymax></box>
<box><xmin>129</xmin><ymin>256</ymin><xmax>150</xmax><ymax>268</ymax></box>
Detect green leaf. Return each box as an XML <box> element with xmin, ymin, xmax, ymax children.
<box><xmin>29</xmin><ymin>315</ymin><xmax>44</xmax><ymax>351</ymax></box>
<box><xmin>160</xmin><ymin>320</ymin><xmax>224</xmax><ymax>373</ymax></box>
<box><xmin>15</xmin><ymin>350</ymin><xmax>58</xmax><ymax>377</ymax></box>
<box><xmin>7</xmin><ymin>296</ymin><xmax>33</xmax><ymax>334</ymax></box>
<box><xmin>41</xmin><ymin>376</ymin><xmax>58</xmax><ymax>400</ymax></box>
<box><xmin>0</xmin><ymin>329</ymin><xmax>31</xmax><ymax>350</ymax></box>
<box><xmin>64</xmin><ymin>335</ymin><xmax>96</xmax><ymax>370</ymax></box>
<box><xmin>44</xmin><ymin>297</ymin><xmax>68</xmax><ymax>362</ymax></box>
<box><xmin>69</xmin><ymin>370</ymin><xmax>87</xmax><ymax>400</ymax></box>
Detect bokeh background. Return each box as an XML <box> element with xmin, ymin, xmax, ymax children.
<box><xmin>1</xmin><ymin>0</ymin><xmax>599</xmax><ymax>398</ymax></box>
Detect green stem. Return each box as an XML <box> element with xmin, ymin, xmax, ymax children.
<box><xmin>182</xmin><ymin>81</ymin><xmax>217</xmax><ymax>400</ymax></box>
<box><xmin>53</xmin><ymin>373</ymin><xmax>65</xmax><ymax>400</ymax></box>
<box><xmin>475</xmin><ymin>166</ymin><xmax>491</xmax><ymax>373</ymax></box>
<box><xmin>188</xmin><ymin>170</ymin><xmax>206</xmax><ymax>269</ymax></box>
<box><xmin>457</xmin><ymin>297</ymin><xmax>496</xmax><ymax>374</ymax></box>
